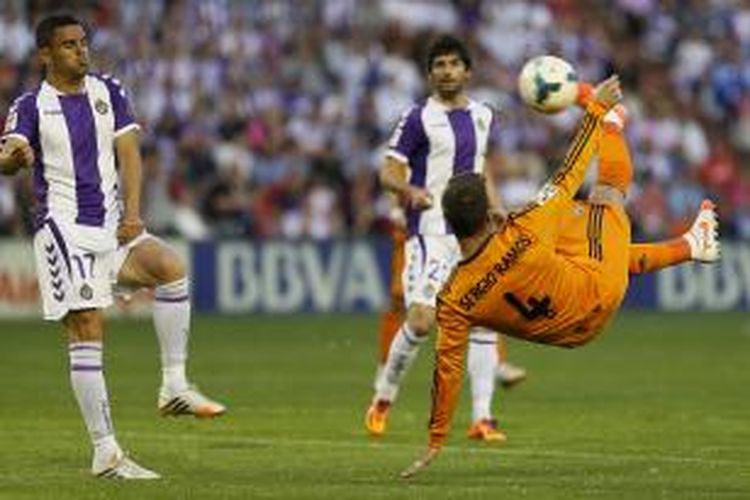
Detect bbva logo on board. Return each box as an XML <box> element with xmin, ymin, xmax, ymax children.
<box><xmin>658</xmin><ymin>243</ymin><xmax>750</xmax><ymax>310</ymax></box>
<box><xmin>215</xmin><ymin>241</ymin><xmax>386</xmax><ymax>313</ymax></box>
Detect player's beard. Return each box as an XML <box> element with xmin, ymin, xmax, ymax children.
<box><xmin>433</xmin><ymin>76</ymin><xmax>466</xmax><ymax>102</ymax></box>
<box><xmin>72</xmin><ymin>59</ymin><xmax>89</xmax><ymax>78</ymax></box>
<box><xmin>50</xmin><ymin>59</ymin><xmax>89</xmax><ymax>87</ymax></box>
<box><xmin>435</xmin><ymin>84</ymin><xmax>463</xmax><ymax>101</ymax></box>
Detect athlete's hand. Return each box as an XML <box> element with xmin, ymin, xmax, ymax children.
<box><xmin>593</xmin><ymin>75</ymin><xmax>622</xmax><ymax>110</ymax></box>
<box><xmin>406</xmin><ymin>186</ymin><xmax>434</xmax><ymax>210</ymax></box>
<box><xmin>389</xmin><ymin>205</ymin><xmax>407</xmax><ymax>229</ymax></box>
<box><xmin>0</xmin><ymin>138</ymin><xmax>34</xmax><ymax>172</ymax></box>
<box><xmin>400</xmin><ymin>446</ymin><xmax>440</xmax><ymax>479</ymax></box>
<box><xmin>117</xmin><ymin>216</ymin><xmax>144</xmax><ymax>245</ymax></box>
<box><xmin>488</xmin><ymin>206</ymin><xmax>507</xmax><ymax>229</ymax></box>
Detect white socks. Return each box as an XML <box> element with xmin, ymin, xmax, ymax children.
<box><xmin>154</xmin><ymin>277</ymin><xmax>190</xmax><ymax>394</ymax></box>
<box><xmin>375</xmin><ymin>323</ymin><xmax>499</xmax><ymax>421</ymax></box>
<box><xmin>375</xmin><ymin>323</ymin><xmax>426</xmax><ymax>402</ymax></box>
<box><xmin>468</xmin><ymin>328</ymin><xmax>498</xmax><ymax>422</ymax></box>
<box><xmin>69</xmin><ymin>342</ymin><xmax>121</xmax><ymax>460</ymax></box>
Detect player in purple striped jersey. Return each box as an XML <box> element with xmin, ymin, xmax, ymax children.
<box><xmin>366</xmin><ymin>35</ymin><xmax>524</xmax><ymax>441</ymax></box>
<box><xmin>0</xmin><ymin>14</ymin><xmax>224</xmax><ymax>479</ymax></box>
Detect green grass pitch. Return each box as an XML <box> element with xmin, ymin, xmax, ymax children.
<box><xmin>0</xmin><ymin>312</ymin><xmax>748</xmax><ymax>499</ymax></box>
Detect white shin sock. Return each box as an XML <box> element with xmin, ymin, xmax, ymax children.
<box><xmin>154</xmin><ymin>277</ymin><xmax>190</xmax><ymax>393</ymax></box>
<box><xmin>374</xmin><ymin>323</ymin><xmax>425</xmax><ymax>402</ymax></box>
<box><xmin>468</xmin><ymin>328</ymin><xmax>498</xmax><ymax>422</ymax></box>
<box><xmin>69</xmin><ymin>342</ymin><xmax>120</xmax><ymax>457</ymax></box>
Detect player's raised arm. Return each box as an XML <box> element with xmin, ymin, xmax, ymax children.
<box><xmin>509</xmin><ymin>76</ymin><xmax>621</xmax><ymax>242</ymax></box>
<box><xmin>547</xmin><ymin>75</ymin><xmax>620</xmax><ymax>198</ymax></box>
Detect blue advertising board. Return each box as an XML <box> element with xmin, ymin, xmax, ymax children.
<box><xmin>190</xmin><ymin>239</ymin><xmax>750</xmax><ymax>313</ymax></box>
<box><xmin>192</xmin><ymin>239</ymin><xmax>392</xmax><ymax>313</ymax></box>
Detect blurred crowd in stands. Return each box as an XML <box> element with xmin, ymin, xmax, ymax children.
<box><xmin>1</xmin><ymin>0</ymin><xmax>749</xmax><ymax>240</ymax></box>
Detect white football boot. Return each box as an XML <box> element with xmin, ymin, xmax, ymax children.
<box><xmin>158</xmin><ymin>385</ymin><xmax>226</xmax><ymax>418</ymax></box>
<box><xmin>683</xmin><ymin>200</ymin><xmax>720</xmax><ymax>263</ymax></box>
<box><xmin>93</xmin><ymin>450</ymin><xmax>160</xmax><ymax>479</ymax></box>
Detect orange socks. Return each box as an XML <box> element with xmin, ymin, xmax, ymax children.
<box><xmin>629</xmin><ymin>239</ymin><xmax>691</xmax><ymax>274</ymax></box>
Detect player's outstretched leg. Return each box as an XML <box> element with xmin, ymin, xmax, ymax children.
<box><xmin>629</xmin><ymin>200</ymin><xmax>720</xmax><ymax>274</ymax></box>
<box><xmin>116</xmin><ymin>236</ymin><xmax>226</xmax><ymax>418</ymax></box>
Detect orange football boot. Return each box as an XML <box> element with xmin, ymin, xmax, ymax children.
<box><xmin>365</xmin><ymin>399</ymin><xmax>391</xmax><ymax>437</ymax></box>
<box><xmin>467</xmin><ymin>418</ymin><xmax>507</xmax><ymax>443</ymax></box>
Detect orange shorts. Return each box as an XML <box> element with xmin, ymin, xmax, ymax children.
<box><xmin>555</xmin><ymin>200</ymin><xmax>630</xmax><ymax>311</ymax></box>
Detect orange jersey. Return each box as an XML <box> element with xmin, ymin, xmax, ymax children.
<box><xmin>428</xmin><ymin>103</ymin><xmax>633</xmax><ymax>447</ymax></box>
<box><xmin>437</xmin><ymin>213</ymin><xmax>627</xmax><ymax>347</ymax></box>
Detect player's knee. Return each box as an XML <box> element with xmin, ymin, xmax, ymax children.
<box><xmin>407</xmin><ymin>305</ymin><xmax>435</xmax><ymax>336</ymax></box>
<box><xmin>153</xmin><ymin>251</ymin><xmax>186</xmax><ymax>284</ymax></box>
<box><xmin>63</xmin><ymin>309</ymin><xmax>104</xmax><ymax>342</ymax></box>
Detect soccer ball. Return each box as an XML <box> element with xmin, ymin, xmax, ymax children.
<box><xmin>518</xmin><ymin>55</ymin><xmax>578</xmax><ymax>113</ymax></box>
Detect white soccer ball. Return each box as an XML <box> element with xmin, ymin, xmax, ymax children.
<box><xmin>518</xmin><ymin>55</ymin><xmax>579</xmax><ymax>114</ymax></box>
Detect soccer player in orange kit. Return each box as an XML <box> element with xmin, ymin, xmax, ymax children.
<box><xmin>400</xmin><ymin>76</ymin><xmax>720</xmax><ymax>478</ymax></box>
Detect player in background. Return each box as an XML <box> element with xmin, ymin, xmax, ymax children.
<box><xmin>0</xmin><ymin>15</ymin><xmax>225</xmax><ymax>479</ymax></box>
<box><xmin>366</xmin><ymin>35</ymin><xmax>517</xmax><ymax>442</ymax></box>
<box><xmin>401</xmin><ymin>77</ymin><xmax>720</xmax><ymax>478</ymax></box>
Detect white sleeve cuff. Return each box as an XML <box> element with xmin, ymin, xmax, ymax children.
<box><xmin>113</xmin><ymin>123</ymin><xmax>140</xmax><ymax>138</ymax></box>
<box><xmin>386</xmin><ymin>149</ymin><xmax>408</xmax><ymax>164</ymax></box>
<box><xmin>1</xmin><ymin>133</ymin><xmax>30</xmax><ymax>144</ymax></box>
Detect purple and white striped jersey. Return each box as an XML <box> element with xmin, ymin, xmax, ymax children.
<box><xmin>386</xmin><ymin>96</ymin><xmax>497</xmax><ymax>236</ymax></box>
<box><xmin>2</xmin><ymin>74</ymin><xmax>138</xmax><ymax>249</ymax></box>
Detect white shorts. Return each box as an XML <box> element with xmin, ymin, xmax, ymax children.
<box><xmin>34</xmin><ymin>219</ymin><xmax>115</xmax><ymax>321</ymax></box>
<box><xmin>34</xmin><ymin>220</ymin><xmax>155</xmax><ymax>321</ymax></box>
<box><xmin>402</xmin><ymin>234</ymin><xmax>461</xmax><ymax>308</ymax></box>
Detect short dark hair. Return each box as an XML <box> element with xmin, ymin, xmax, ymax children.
<box><xmin>442</xmin><ymin>173</ymin><xmax>488</xmax><ymax>238</ymax></box>
<box><xmin>35</xmin><ymin>14</ymin><xmax>85</xmax><ymax>49</ymax></box>
<box><xmin>426</xmin><ymin>35</ymin><xmax>472</xmax><ymax>72</ymax></box>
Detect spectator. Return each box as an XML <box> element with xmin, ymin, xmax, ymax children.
<box><xmin>0</xmin><ymin>0</ymin><xmax>747</xmax><ymax>241</ymax></box>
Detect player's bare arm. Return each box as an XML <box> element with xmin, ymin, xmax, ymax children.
<box><xmin>0</xmin><ymin>136</ymin><xmax>34</xmax><ymax>175</ymax></box>
<box><xmin>379</xmin><ymin>156</ymin><xmax>433</xmax><ymax>209</ymax></box>
<box><xmin>482</xmin><ymin>162</ymin><xmax>505</xmax><ymax>225</ymax></box>
<box><xmin>114</xmin><ymin>129</ymin><xmax>144</xmax><ymax>244</ymax></box>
